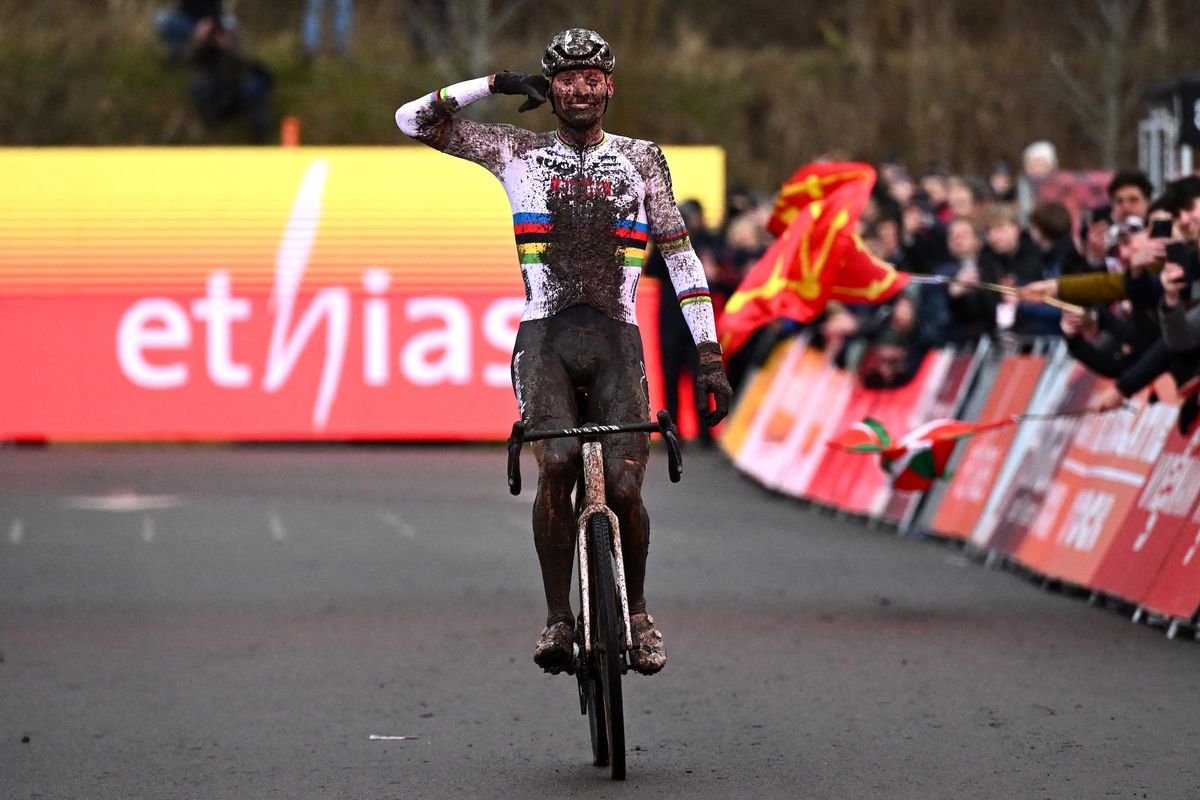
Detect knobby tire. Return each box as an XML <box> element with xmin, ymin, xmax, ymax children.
<box><xmin>586</xmin><ymin>513</ymin><xmax>625</xmax><ymax>780</ymax></box>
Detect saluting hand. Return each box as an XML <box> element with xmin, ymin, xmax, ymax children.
<box><xmin>492</xmin><ymin>72</ymin><xmax>550</xmax><ymax>113</ymax></box>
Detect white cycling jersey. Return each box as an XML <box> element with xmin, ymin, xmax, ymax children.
<box><xmin>395</xmin><ymin>76</ymin><xmax>718</xmax><ymax>345</ymax></box>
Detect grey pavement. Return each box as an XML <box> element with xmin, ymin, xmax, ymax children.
<box><xmin>1</xmin><ymin>444</ymin><xmax>1197</xmax><ymax>799</ymax></box>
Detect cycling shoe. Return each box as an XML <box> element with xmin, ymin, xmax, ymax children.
<box><xmin>533</xmin><ymin>620</ymin><xmax>575</xmax><ymax>674</ymax></box>
<box><xmin>629</xmin><ymin>612</ymin><xmax>666</xmax><ymax>675</ymax></box>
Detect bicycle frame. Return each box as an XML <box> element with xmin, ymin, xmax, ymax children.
<box><xmin>576</xmin><ymin>439</ymin><xmax>633</xmax><ymax>655</ymax></box>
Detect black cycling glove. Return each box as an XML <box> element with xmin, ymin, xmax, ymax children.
<box><xmin>695</xmin><ymin>341</ymin><xmax>733</xmax><ymax>426</ymax></box>
<box><xmin>492</xmin><ymin>71</ymin><xmax>549</xmax><ymax>113</ymax></box>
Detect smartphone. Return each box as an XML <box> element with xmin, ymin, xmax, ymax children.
<box><xmin>1166</xmin><ymin>242</ymin><xmax>1200</xmax><ymax>302</ymax></box>
<box><xmin>1150</xmin><ymin>218</ymin><xmax>1173</xmax><ymax>239</ymax></box>
<box><xmin>1165</xmin><ymin>241</ymin><xmax>1192</xmax><ymax>266</ymax></box>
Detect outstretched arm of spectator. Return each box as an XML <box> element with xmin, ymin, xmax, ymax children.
<box><xmin>1113</xmin><ymin>338</ymin><xmax>1172</xmax><ymax>399</ymax></box>
<box><xmin>1022</xmin><ymin>272</ymin><xmax>1126</xmax><ymax>306</ymax></box>
<box><xmin>1158</xmin><ymin>261</ymin><xmax>1200</xmax><ymax>352</ymax></box>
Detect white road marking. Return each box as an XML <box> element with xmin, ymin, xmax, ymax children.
<box><xmin>269</xmin><ymin>513</ymin><xmax>287</xmax><ymax>541</ymax></box>
<box><xmin>62</xmin><ymin>493</ymin><xmax>182</xmax><ymax>512</ymax></box>
<box><xmin>9</xmin><ymin>520</ymin><xmax>24</xmax><ymax>545</ymax></box>
<box><xmin>141</xmin><ymin>516</ymin><xmax>155</xmax><ymax>543</ymax></box>
<box><xmin>368</xmin><ymin>735</ymin><xmax>419</xmax><ymax>741</ymax></box>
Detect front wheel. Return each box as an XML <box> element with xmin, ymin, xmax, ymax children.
<box><xmin>586</xmin><ymin>513</ymin><xmax>626</xmax><ymax>780</ymax></box>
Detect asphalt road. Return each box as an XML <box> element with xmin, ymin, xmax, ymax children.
<box><xmin>1</xmin><ymin>444</ymin><xmax>1197</xmax><ymax>800</ymax></box>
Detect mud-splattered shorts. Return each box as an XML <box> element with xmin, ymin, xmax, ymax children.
<box><xmin>511</xmin><ymin>304</ymin><xmax>650</xmax><ymax>465</ymax></box>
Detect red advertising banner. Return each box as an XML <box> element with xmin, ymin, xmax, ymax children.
<box><xmin>1023</xmin><ymin>394</ymin><xmax>1176</xmax><ymax>585</ymax></box>
<box><xmin>804</xmin><ymin>353</ymin><xmax>943</xmax><ymax>516</ymax></box>
<box><xmin>983</xmin><ymin>364</ymin><xmax>1099</xmax><ymax>558</ymax></box>
<box><xmin>880</xmin><ymin>348</ymin><xmax>976</xmax><ymax>524</ymax></box>
<box><xmin>1139</xmin><ymin>492</ymin><xmax>1200</xmax><ymax>621</ymax></box>
<box><xmin>928</xmin><ymin>355</ymin><xmax>1046</xmax><ymax>540</ymax></box>
<box><xmin>0</xmin><ymin>148</ymin><xmax>722</xmax><ymax>441</ymax></box>
<box><xmin>1091</xmin><ymin>422</ymin><xmax>1200</xmax><ymax>604</ymax></box>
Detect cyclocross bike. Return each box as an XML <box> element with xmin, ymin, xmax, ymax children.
<box><xmin>506</xmin><ymin>409</ymin><xmax>682</xmax><ymax>781</ymax></box>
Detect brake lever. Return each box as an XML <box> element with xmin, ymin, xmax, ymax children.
<box><xmin>657</xmin><ymin>410</ymin><xmax>683</xmax><ymax>483</ymax></box>
<box><xmin>507</xmin><ymin>421</ymin><xmax>525</xmax><ymax>495</ymax></box>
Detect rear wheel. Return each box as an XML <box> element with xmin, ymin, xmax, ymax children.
<box><xmin>586</xmin><ymin>513</ymin><xmax>626</xmax><ymax>780</ymax></box>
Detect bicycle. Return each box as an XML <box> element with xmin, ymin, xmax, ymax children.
<box><xmin>506</xmin><ymin>409</ymin><xmax>683</xmax><ymax>781</ymax></box>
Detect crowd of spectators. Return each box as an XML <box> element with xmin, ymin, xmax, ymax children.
<box><xmin>680</xmin><ymin>140</ymin><xmax>1198</xmax><ymax>438</ymax></box>
<box><xmin>686</xmin><ymin>142</ymin><xmax>1200</xmax><ymax>438</ymax></box>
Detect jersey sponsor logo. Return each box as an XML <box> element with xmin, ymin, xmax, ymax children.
<box><xmin>549</xmin><ymin>175</ymin><xmax>613</xmax><ymax>198</ymax></box>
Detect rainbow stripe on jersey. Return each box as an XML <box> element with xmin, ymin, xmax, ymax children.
<box><xmin>513</xmin><ymin>213</ymin><xmax>650</xmax><ymax>269</ymax></box>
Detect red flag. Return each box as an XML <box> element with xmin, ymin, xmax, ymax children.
<box><xmin>767</xmin><ymin>162</ymin><xmax>877</xmax><ymax>237</ymax></box>
<box><xmin>717</xmin><ymin>162</ymin><xmax>909</xmax><ymax>356</ymax></box>
<box><xmin>827</xmin><ymin>416</ymin><xmax>1019</xmax><ymax>491</ymax></box>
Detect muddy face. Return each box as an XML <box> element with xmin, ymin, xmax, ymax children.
<box><xmin>549</xmin><ymin>68</ymin><xmax>612</xmax><ymax>131</ymax></box>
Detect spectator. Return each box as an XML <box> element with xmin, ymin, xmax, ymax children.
<box><xmin>989</xmin><ymin>160</ymin><xmax>1017</xmax><ymax>203</ymax></box>
<box><xmin>946</xmin><ymin>175</ymin><xmax>988</xmax><ymax>225</ymax></box>
<box><xmin>1158</xmin><ymin>257</ymin><xmax>1200</xmax><ymax>434</ymax></box>
<box><xmin>900</xmin><ymin>199</ymin><xmax>949</xmax><ymax>275</ymax></box>
<box><xmin>155</xmin><ymin>0</ymin><xmax>224</xmax><ymax>66</ymax></box>
<box><xmin>941</xmin><ymin>218</ymin><xmax>997</xmax><ymax>342</ymax></box>
<box><xmin>978</xmin><ymin>203</ymin><xmax>1059</xmax><ymax>337</ymax></box>
<box><xmin>1028</xmin><ymin>201</ymin><xmax>1089</xmax><ymax>277</ymax></box>
<box><xmin>853</xmin><ymin>292</ymin><xmax>932</xmax><ymax>389</ymax></box>
<box><xmin>918</xmin><ymin>168</ymin><xmax>952</xmax><ymax>223</ymax></box>
<box><xmin>188</xmin><ymin>19</ymin><xmax>275</xmax><ymax>144</ymax></box>
<box><xmin>302</xmin><ymin>0</ymin><xmax>353</xmax><ymax>62</ymax></box>
<box><xmin>1107</xmin><ymin>169</ymin><xmax>1153</xmax><ymax>225</ymax></box>
<box><xmin>1017</xmin><ymin>140</ymin><xmax>1057</xmax><ymax>218</ymax></box>
<box><xmin>722</xmin><ymin>205</ymin><xmax>770</xmax><ymax>280</ymax></box>
<box><xmin>1021</xmin><ymin>140</ymin><xmax>1058</xmax><ymax>180</ymax></box>
<box><xmin>1078</xmin><ymin>204</ymin><xmax>1114</xmax><ymax>272</ymax></box>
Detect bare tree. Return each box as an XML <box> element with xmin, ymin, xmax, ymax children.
<box><xmin>1047</xmin><ymin>0</ymin><xmax>1145</xmax><ymax>168</ymax></box>
<box><xmin>406</xmin><ymin>0</ymin><xmax>530</xmax><ymax>85</ymax></box>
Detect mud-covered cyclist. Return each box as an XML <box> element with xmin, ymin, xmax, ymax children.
<box><xmin>395</xmin><ymin>28</ymin><xmax>733</xmax><ymax>675</ymax></box>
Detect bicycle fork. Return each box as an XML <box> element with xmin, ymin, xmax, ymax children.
<box><xmin>576</xmin><ymin>440</ymin><xmax>634</xmax><ymax>656</ymax></box>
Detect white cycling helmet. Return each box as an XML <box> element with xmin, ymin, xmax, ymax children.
<box><xmin>541</xmin><ymin>28</ymin><xmax>615</xmax><ymax>78</ymax></box>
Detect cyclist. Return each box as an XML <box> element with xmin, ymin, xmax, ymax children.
<box><xmin>395</xmin><ymin>28</ymin><xmax>733</xmax><ymax>675</ymax></box>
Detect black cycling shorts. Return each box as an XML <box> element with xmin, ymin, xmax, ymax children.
<box><xmin>511</xmin><ymin>305</ymin><xmax>650</xmax><ymax>464</ymax></box>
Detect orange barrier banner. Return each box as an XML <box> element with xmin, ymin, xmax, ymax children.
<box><xmin>0</xmin><ymin>148</ymin><xmax>722</xmax><ymax>440</ymax></box>
<box><xmin>735</xmin><ymin>343</ymin><xmax>857</xmax><ymax>493</ymax></box>
<box><xmin>724</xmin><ymin>337</ymin><xmax>821</xmax><ymax>488</ymax></box>
<box><xmin>774</xmin><ymin>354</ymin><xmax>856</xmax><ymax>499</ymax></box>
<box><xmin>928</xmin><ymin>355</ymin><xmax>1046</xmax><ymax>539</ymax></box>
<box><xmin>719</xmin><ymin>337</ymin><xmax>793</xmax><ymax>460</ymax></box>
<box><xmin>1091</xmin><ymin>423</ymin><xmax>1200</xmax><ymax>604</ymax></box>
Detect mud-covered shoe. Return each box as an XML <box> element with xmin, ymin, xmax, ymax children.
<box><xmin>533</xmin><ymin>620</ymin><xmax>575</xmax><ymax>674</ymax></box>
<box><xmin>629</xmin><ymin>613</ymin><xmax>666</xmax><ymax>675</ymax></box>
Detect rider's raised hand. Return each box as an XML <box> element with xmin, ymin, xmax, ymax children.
<box><xmin>492</xmin><ymin>71</ymin><xmax>550</xmax><ymax>112</ymax></box>
<box><xmin>695</xmin><ymin>341</ymin><xmax>733</xmax><ymax>426</ymax></box>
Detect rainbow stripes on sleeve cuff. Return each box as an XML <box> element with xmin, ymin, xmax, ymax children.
<box><xmin>677</xmin><ymin>287</ymin><xmax>712</xmax><ymax>307</ymax></box>
<box><xmin>656</xmin><ymin>226</ymin><xmax>692</xmax><ymax>254</ymax></box>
